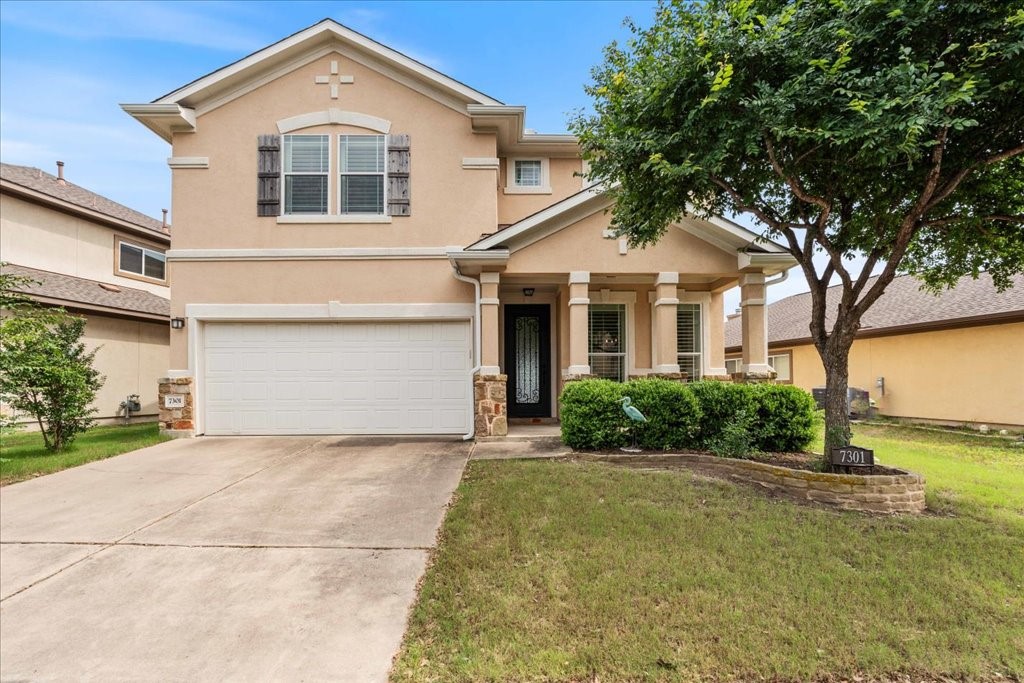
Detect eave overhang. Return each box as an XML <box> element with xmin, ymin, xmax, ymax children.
<box><xmin>468</xmin><ymin>105</ymin><xmax>579</xmax><ymax>157</ymax></box>
<box><xmin>119</xmin><ymin>104</ymin><xmax>197</xmax><ymax>143</ymax></box>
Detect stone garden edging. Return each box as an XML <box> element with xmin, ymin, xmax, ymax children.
<box><xmin>575</xmin><ymin>453</ymin><xmax>926</xmax><ymax>514</ymax></box>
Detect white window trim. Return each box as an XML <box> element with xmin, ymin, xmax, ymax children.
<box><xmin>282</xmin><ymin>133</ymin><xmax>330</xmax><ymax>216</ymax></box>
<box><xmin>588</xmin><ymin>290</ymin><xmax>637</xmax><ymax>381</ymax></box>
<box><xmin>338</xmin><ymin>134</ymin><xmax>388</xmax><ymax>216</ymax></box>
<box><xmin>117</xmin><ymin>239</ymin><xmax>167</xmax><ymax>282</ymax></box>
<box><xmin>648</xmin><ymin>290</ymin><xmax>711</xmax><ymax>379</ymax></box>
<box><xmin>504</xmin><ymin>157</ymin><xmax>551</xmax><ymax>194</ymax></box>
<box><xmin>281</xmin><ymin>133</ymin><xmax>389</xmax><ymax>218</ymax></box>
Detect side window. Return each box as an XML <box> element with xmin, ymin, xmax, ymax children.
<box><xmin>677</xmin><ymin>303</ymin><xmax>703</xmax><ymax>380</ymax></box>
<box><xmin>283</xmin><ymin>134</ymin><xmax>329</xmax><ymax>214</ymax></box>
<box><xmin>118</xmin><ymin>241</ymin><xmax>166</xmax><ymax>281</ymax></box>
<box><xmin>589</xmin><ymin>304</ymin><xmax>626</xmax><ymax>382</ymax></box>
<box><xmin>514</xmin><ymin>160</ymin><xmax>543</xmax><ymax>187</ymax></box>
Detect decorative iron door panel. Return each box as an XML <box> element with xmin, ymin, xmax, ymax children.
<box><xmin>504</xmin><ymin>304</ymin><xmax>551</xmax><ymax>418</ymax></box>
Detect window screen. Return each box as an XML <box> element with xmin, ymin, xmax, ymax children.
<box><xmin>589</xmin><ymin>304</ymin><xmax>626</xmax><ymax>382</ymax></box>
<box><xmin>340</xmin><ymin>135</ymin><xmax>385</xmax><ymax>214</ymax></box>
<box><xmin>283</xmin><ymin>135</ymin><xmax>329</xmax><ymax>214</ymax></box>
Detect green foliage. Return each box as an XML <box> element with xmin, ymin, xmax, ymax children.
<box><xmin>689</xmin><ymin>380</ymin><xmax>756</xmax><ymax>448</ymax></box>
<box><xmin>748</xmin><ymin>383</ymin><xmax>820</xmax><ymax>452</ymax></box>
<box><xmin>689</xmin><ymin>381</ymin><xmax>818</xmax><ymax>453</ymax></box>
<box><xmin>560</xmin><ymin>379</ymin><xmax>815</xmax><ymax>453</ymax></box>
<box><xmin>0</xmin><ymin>263</ymin><xmax>36</xmax><ymax>311</ymax></box>
<box><xmin>573</xmin><ymin>0</ymin><xmax>1024</xmax><ymax>288</ymax></box>
<box><xmin>619</xmin><ymin>377</ymin><xmax>703</xmax><ymax>450</ymax></box>
<box><xmin>710</xmin><ymin>409</ymin><xmax>756</xmax><ymax>459</ymax></box>
<box><xmin>559</xmin><ymin>379</ymin><xmax>627</xmax><ymax>450</ymax></box>
<box><xmin>0</xmin><ymin>312</ymin><xmax>105</xmax><ymax>452</ymax></box>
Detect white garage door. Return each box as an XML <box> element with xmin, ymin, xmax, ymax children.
<box><xmin>203</xmin><ymin>321</ymin><xmax>471</xmax><ymax>435</ymax></box>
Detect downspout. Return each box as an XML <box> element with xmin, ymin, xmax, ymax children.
<box><xmin>765</xmin><ymin>269</ymin><xmax>789</xmax><ymax>287</ymax></box>
<box><xmin>449</xmin><ymin>258</ymin><xmax>481</xmax><ymax>441</ymax></box>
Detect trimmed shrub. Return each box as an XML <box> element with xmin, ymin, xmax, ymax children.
<box><xmin>747</xmin><ymin>383</ymin><xmax>818</xmax><ymax>452</ymax></box>
<box><xmin>709</xmin><ymin>409</ymin><xmax>756</xmax><ymax>459</ymax></box>
<box><xmin>625</xmin><ymin>378</ymin><xmax>702</xmax><ymax>450</ymax></box>
<box><xmin>689</xmin><ymin>381</ymin><xmax>755</xmax><ymax>448</ymax></box>
<box><xmin>559</xmin><ymin>379</ymin><xmax>627</xmax><ymax>449</ymax></box>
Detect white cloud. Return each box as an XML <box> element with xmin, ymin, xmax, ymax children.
<box><xmin>0</xmin><ymin>1</ymin><xmax>271</xmax><ymax>52</ymax></box>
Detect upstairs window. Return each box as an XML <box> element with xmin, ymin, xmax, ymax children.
<box><xmin>118</xmin><ymin>240</ymin><xmax>166</xmax><ymax>281</ymax></box>
<box><xmin>283</xmin><ymin>135</ymin><xmax>329</xmax><ymax>214</ymax></box>
<box><xmin>677</xmin><ymin>303</ymin><xmax>703</xmax><ymax>380</ymax></box>
<box><xmin>340</xmin><ymin>135</ymin><xmax>386</xmax><ymax>215</ymax></box>
<box><xmin>514</xmin><ymin>160</ymin><xmax>543</xmax><ymax>187</ymax></box>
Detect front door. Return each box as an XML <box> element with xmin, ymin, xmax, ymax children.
<box><xmin>504</xmin><ymin>304</ymin><xmax>551</xmax><ymax>418</ymax></box>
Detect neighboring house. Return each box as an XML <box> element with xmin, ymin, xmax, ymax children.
<box><xmin>0</xmin><ymin>162</ymin><xmax>171</xmax><ymax>424</ymax></box>
<box><xmin>123</xmin><ymin>19</ymin><xmax>795</xmax><ymax>438</ymax></box>
<box><xmin>725</xmin><ymin>273</ymin><xmax>1024</xmax><ymax>428</ymax></box>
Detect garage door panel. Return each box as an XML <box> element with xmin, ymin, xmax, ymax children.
<box><xmin>203</xmin><ymin>321</ymin><xmax>470</xmax><ymax>435</ymax></box>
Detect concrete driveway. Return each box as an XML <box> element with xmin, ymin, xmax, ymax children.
<box><xmin>0</xmin><ymin>435</ymin><xmax>470</xmax><ymax>682</ymax></box>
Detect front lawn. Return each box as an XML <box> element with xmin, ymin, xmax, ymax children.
<box><xmin>0</xmin><ymin>422</ymin><xmax>169</xmax><ymax>485</ymax></box>
<box><xmin>393</xmin><ymin>424</ymin><xmax>1024</xmax><ymax>681</ymax></box>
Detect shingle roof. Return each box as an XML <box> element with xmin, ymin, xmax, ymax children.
<box><xmin>725</xmin><ymin>272</ymin><xmax>1024</xmax><ymax>349</ymax></box>
<box><xmin>2</xmin><ymin>264</ymin><xmax>170</xmax><ymax>319</ymax></box>
<box><xmin>0</xmin><ymin>163</ymin><xmax>169</xmax><ymax>239</ymax></box>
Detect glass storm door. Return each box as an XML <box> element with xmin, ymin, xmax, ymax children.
<box><xmin>504</xmin><ymin>304</ymin><xmax>551</xmax><ymax>418</ymax></box>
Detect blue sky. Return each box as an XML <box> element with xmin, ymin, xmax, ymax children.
<box><xmin>0</xmin><ymin>0</ymin><xmax>832</xmax><ymax>307</ymax></box>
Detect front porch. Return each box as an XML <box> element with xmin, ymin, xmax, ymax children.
<box><xmin>471</xmin><ymin>269</ymin><xmax>777</xmax><ymax>437</ymax></box>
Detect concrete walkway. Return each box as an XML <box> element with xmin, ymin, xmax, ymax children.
<box><xmin>0</xmin><ymin>436</ymin><xmax>469</xmax><ymax>682</ymax></box>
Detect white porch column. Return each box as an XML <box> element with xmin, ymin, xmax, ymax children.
<box><xmin>566</xmin><ymin>271</ymin><xmax>591</xmax><ymax>375</ymax></box>
<box><xmin>653</xmin><ymin>272</ymin><xmax>680</xmax><ymax>373</ymax></box>
<box><xmin>479</xmin><ymin>272</ymin><xmax>501</xmax><ymax>375</ymax></box>
<box><xmin>739</xmin><ymin>272</ymin><xmax>773</xmax><ymax>376</ymax></box>
<box><xmin>707</xmin><ymin>290</ymin><xmax>729</xmax><ymax>377</ymax></box>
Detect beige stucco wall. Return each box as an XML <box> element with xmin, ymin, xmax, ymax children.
<box><xmin>505</xmin><ymin>211</ymin><xmax>740</xmax><ymax>276</ymax></box>
<box><xmin>496</xmin><ymin>157</ymin><xmax>584</xmax><ymax>225</ymax></box>
<box><xmin>771</xmin><ymin>322</ymin><xmax>1024</xmax><ymax>426</ymax></box>
<box><xmin>85</xmin><ymin>314</ymin><xmax>168</xmax><ymax>419</ymax></box>
<box><xmin>169</xmin><ymin>53</ymin><xmax>499</xmax><ymax>250</ymax></box>
<box><xmin>0</xmin><ymin>194</ymin><xmax>169</xmax><ymax>296</ymax></box>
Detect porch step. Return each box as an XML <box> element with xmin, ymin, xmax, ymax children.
<box><xmin>476</xmin><ymin>434</ymin><xmax>564</xmax><ymax>447</ymax></box>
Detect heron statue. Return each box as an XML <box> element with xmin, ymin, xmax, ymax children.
<box><xmin>618</xmin><ymin>396</ymin><xmax>647</xmax><ymax>452</ymax></box>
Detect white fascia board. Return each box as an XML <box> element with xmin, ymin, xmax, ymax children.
<box><xmin>446</xmin><ymin>248</ymin><xmax>510</xmax><ymax>263</ymax></box>
<box><xmin>155</xmin><ymin>20</ymin><xmax>501</xmax><ymax>109</ymax></box>
<box><xmin>468</xmin><ymin>185</ymin><xmax>610</xmax><ymax>252</ymax></box>
<box><xmin>120</xmin><ymin>103</ymin><xmax>196</xmax><ymax>143</ymax></box>
<box><xmin>704</xmin><ymin>213</ymin><xmax>788</xmax><ymax>254</ymax></box>
<box><xmin>738</xmin><ymin>252</ymin><xmax>798</xmax><ymax>272</ymax></box>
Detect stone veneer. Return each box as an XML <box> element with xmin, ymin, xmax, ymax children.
<box><xmin>157</xmin><ymin>376</ymin><xmax>195</xmax><ymax>438</ymax></box>
<box><xmin>580</xmin><ymin>453</ymin><xmax>926</xmax><ymax>514</ymax></box>
<box><xmin>474</xmin><ymin>373</ymin><xmax>508</xmax><ymax>438</ymax></box>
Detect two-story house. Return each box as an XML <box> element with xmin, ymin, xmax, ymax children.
<box><xmin>124</xmin><ymin>19</ymin><xmax>795</xmax><ymax>438</ymax></box>
<box><xmin>1</xmin><ymin>162</ymin><xmax>171</xmax><ymax>423</ymax></box>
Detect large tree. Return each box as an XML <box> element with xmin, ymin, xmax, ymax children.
<box><xmin>573</xmin><ymin>0</ymin><xmax>1024</xmax><ymax>459</ymax></box>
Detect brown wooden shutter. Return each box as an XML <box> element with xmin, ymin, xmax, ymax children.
<box><xmin>386</xmin><ymin>134</ymin><xmax>410</xmax><ymax>217</ymax></box>
<box><xmin>257</xmin><ymin>134</ymin><xmax>281</xmax><ymax>217</ymax></box>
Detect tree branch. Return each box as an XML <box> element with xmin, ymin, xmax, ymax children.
<box><xmin>763</xmin><ymin>134</ymin><xmax>830</xmax><ymax>210</ymax></box>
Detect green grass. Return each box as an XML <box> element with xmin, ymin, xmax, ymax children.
<box><xmin>393</xmin><ymin>425</ymin><xmax>1024</xmax><ymax>682</ymax></box>
<box><xmin>0</xmin><ymin>422</ymin><xmax>169</xmax><ymax>484</ymax></box>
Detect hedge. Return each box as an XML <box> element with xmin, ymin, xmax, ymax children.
<box><xmin>559</xmin><ymin>378</ymin><xmax>817</xmax><ymax>453</ymax></box>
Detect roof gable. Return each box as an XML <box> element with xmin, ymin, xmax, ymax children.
<box><xmin>153</xmin><ymin>19</ymin><xmax>501</xmax><ymax>114</ymax></box>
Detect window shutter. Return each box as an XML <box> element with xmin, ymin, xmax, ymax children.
<box><xmin>257</xmin><ymin>134</ymin><xmax>281</xmax><ymax>217</ymax></box>
<box><xmin>386</xmin><ymin>134</ymin><xmax>411</xmax><ymax>217</ymax></box>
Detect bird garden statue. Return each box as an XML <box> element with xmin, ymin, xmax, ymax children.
<box><xmin>618</xmin><ymin>396</ymin><xmax>647</xmax><ymax>453</ymax></box>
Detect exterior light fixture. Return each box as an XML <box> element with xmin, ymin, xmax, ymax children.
<box><xmin>170</xmin><ymin>318</ymin><xmax>186</xmax><ymax>330</ymax></box>
<box><xmin>522</xmin><ymin>288</ymin><xmax>535</xmax><ymax>297</ymax></box>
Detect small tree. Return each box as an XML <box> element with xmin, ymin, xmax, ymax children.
<box><xmin>1</xmin><ymin>267</ymin><xmax>105</xmax><ymax>450</ymax></box>
<box><xmin>572</xmin><ymin>0</ymin><xmax>1024</xmax><ymax>463</ymax></box>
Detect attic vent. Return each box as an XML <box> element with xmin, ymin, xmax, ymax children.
<box><xmin>98</xmin><ymin>283</ymin><xmax>122</xmax><ymax>293</ymax></box>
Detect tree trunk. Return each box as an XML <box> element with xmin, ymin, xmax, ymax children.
<box><xmin>820</xmin><ymin>338</ymin><xmax>854</xmax><ymax>468</ymax></box>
